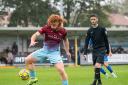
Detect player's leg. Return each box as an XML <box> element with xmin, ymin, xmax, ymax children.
<box><xmin>49</xmin><ymin>51</ymin><xmax>68</xmax><ymax>85</ymax></box>
<box><xmin>25</xmin><ymin>54</ymin><xmax>38</xmax><ymax>85</ymax></box>
<box><xmin>104</xmin><ymin>56</ymin><xmax>113</xmax><ymax>73</ymax></box>
<box><xmin>104</xmin><ymin>62</ymin><xmax>112</xmax><ymax>73</ymax></box>
<box><xmin>104</xmin><ymin>62</ymin><xmax>117</xmax><ymax>78</ymax></box>
<box><xmin>55</xmin><ymin>62</ymin><xmax>68</xmax><ymax>85</ymax></box>
<box><xmin>26</xmin><ymin>48</ymin><xmax>46</xmax><ymax>85</ymax></box>
<box><xmin>100</xmin><ymin>67</ymin><xmax>106</xmax><ymax>75</ymax></box>
<box><xmin>91</xmin><ymin>54</ymin><xmax>99</xmax><ymax>85</ymax></box>
<box><xmin>25</xmin><ymin>54</ymin><xmax>39</xmax><ymax>78</ymax></box>
<box><xmin>95</xmin><ymin>63</ymin><xmax>102</xmax><ymax>85</ymax></box>
<box><xmin>100</xmin><ymin>56</ymin><xmax>109</xmax><ymax>78</ymax></box>
<box><xmin>91</xmin><ymin>61</ymin><xmax>102</xmax><ymax>85</ymax></box>
<box><xmin>100</xmin><ymin>67</ymin><xmax>109</xmax><ymax>78</ymax></box>
<box><xmin>91</xmin><ymin>49</ymin><xmax>105</xmax><ymax>85</ymax></box>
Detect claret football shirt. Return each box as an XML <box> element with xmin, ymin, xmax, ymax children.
<box><xmin>38</xmin><ymin>25</ymin><xmax>67</xmax><ymax>51</ymax></box>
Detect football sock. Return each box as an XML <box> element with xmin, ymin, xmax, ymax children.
<box><xmin>30</xmin><ymin>70</ymin><xmax>36</xmax><ymax>79</ymax></box>
<box><xmin>62</xmin><ymin>80</ymin><xmax>68</xmax><ymax>85</ymax></box>
<box><xmin>95</xmin><ymin>68</ymin><xmax>101</xmax><ymax>80</ymax></box>
<box><xmin>91</xmin><ymin>80</ymin><xmax>97</xmax><ymax>85</ymax></box>
<box><xmin>100</xmin><ymin>68</ymin><xmax>106</xmax><ymax>75</ymax></box>
<box><xmin>106</xmin><ymin>65</ymin><xmax>113</xmax><ymax>73</ymax></box>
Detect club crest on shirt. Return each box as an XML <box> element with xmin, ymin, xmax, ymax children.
<box><xmin>48</xmin><ymin>34</ymin><xmax>61</xmax><ymax>40</ymax></box>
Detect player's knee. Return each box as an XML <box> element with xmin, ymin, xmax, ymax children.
<box><xmin>104</xmin><ymin>62</ymin><xmax>108</xmax><ymax>67</ymax></box>
<box><xmin>25</xmin><ymin>55</ymin><xmax>33</xmax><ymax>64</ymax></box>
<box><xmin>95</xmin><ymin>63</ymin><xmax>101</xmax><ymax>68</ymax></box>
<box><xmin>25</xmin><ymin>57</ymin><xmax>29</xmax><ymax>64</ymax></box>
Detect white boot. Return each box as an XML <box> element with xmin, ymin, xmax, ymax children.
<box><xmin>105</xmin><ymin>73</ymin><xmax>109</xmax><ymax>79</ymax></box>
<box><xmin>111</xmin><ymin>72</ymin><xmax>117</xmax><ymax>78</ymax></box>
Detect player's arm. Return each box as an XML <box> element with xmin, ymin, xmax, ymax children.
<box><xmin>108</xmin><ymin>44</ymin><xmax>112</xmax><ymax>57</ymax></box>
<box><xmin>29</xmin><ymin>31</ymin><xmax>41</xmax><ymax>47</ymax></box>
<box><xmin>104</xmin><ymin>28</ymin><xmax>110</xmax><ymax>55</ymax></box>
<box><xmin>84</xmin><ymin>30</ymin><xmax>90</xmax><ymax>55</ymax></box>
<box><xmin>63</xmin><ymin>37</ymin><xmax>71</xmax><ymax>58</ymax></box>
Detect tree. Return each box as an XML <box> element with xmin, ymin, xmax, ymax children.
<box><xmin>1</xmin><ymin>0</ymin><xmax>59</xmax><ymax>27</ymax></box>
<box><xmin>52</xmin><ymin>0</ymin><xmax>76</xmax><ymax>26</ymax></box>
<box><xmin>122</xmin><ymin>0</ymin><xmax>128</xmax><ymax>15</ymax></box>
<box><xmin>109</xmin><ymin>0</ymin><xmax>126</xmax><ymax>14</ymax></box>
<box><xmin>53</xmin><ymin>0</ymin><xmax>111</xmax><ymax>27</ymax></box>
<box><xmin>72</xmin><ymin>0</ymin><xmax>111</xmax><ymax>27</ymax></box>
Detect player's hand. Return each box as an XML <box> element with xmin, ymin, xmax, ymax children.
<box><xmin>66</xmin><ymin>51</ymin><xmax>71</xmax><ymax>62</ymax></box>
<box><xmin>106</xmin><ymin>52</ymin><xmax>112</xmax><ymax>57</ymax></box>
<box><xmin>29</xmin><ymin>41</ymin><xmax>38</xmax><ymax>47</ymax></box>
<box><xmin>109</xmin><ymin>52</ymin><xmax>112</xmax><ymax>57</ymax></box>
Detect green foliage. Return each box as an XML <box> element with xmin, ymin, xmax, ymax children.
<box><xmin>53</xmin><ymin>0</ymin><xmax>76</xmax><ymax>26</ymax></box>
<box><xmin>74</xmin><ymin>0</ymin><xmax>111</xmax><ymax>27</ymax></box>
<box><xmin>53</xmin><ymin>0</ymin><xmax>112</xmax><ymax>27</ymax></box>
<box><xmin>2</xmin><ymin>0</ymin><xmax>59</xmax><ymax>27</ymax></box>
<box><xmin>1</xmin><ymin>0</ymin><xmax>112</xmax><ymax>27</ymax></box>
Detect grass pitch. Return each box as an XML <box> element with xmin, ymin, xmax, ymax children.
<box><xmin>0</xmin><ymin>65</ymin><xmax>128</xmax><ymax>85</ymax></box>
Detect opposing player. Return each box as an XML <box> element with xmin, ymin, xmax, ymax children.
<box><xmin>25</xmin><ymin>14</ymin><xmax>71</xmax><ymax>85</ymax></box>
<box><xmin>100</xmin><ymin>45</ymin><xmax>117</xmax><ymax>78</ymax></box>
<box><xmin>84</xmin><ymin>14</ymin><xmax>110</xmax><ymax>85</ymax></box>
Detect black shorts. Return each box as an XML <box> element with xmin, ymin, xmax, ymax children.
<box><xmin>92</xmin><ymin>47</ymin><xmax>106</xmax><ymax>65</ymax></box>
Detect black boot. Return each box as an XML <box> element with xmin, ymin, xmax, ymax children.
<box><xmin>97</xmin><ymin>79</ymin><xmax>102</xmax><ymax>85</ymax></box>
<box><xmin>97</xmin><ymin>82</ymin><xmax>102</xmax><ymax>85</ymax></box>
<box><xmin>90</xmin><ymin>80</ymin><xmax>97</xmax><ymax>85</ymax></box>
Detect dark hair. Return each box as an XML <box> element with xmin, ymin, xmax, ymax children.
<box><xmin>90</xmin><ymin>14</ymin><xmax>98</xmax><ymax>18</ymax></box>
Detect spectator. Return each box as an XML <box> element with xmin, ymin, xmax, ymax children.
<box><xmin>77</xmin><ymin>48</ymin><xmax>80</xmax><ymax>65</ymax></box>
<box><xmin>0</xmin><ymin>49</ymin><xmax>8</xmax><ymax>65</ymax></box>
<box><xmin>6</xmin><ymin>50</ymin><xmax>14</xmax><ymax>66</ymax></box>
<box><xmin>11</xmin><ymin>42</ymin><xmax>18</xmax><ymax>56</ymax></box>
<box><xmin>116</xmin><ymin>46</ymin><xmax>124</xmax><ymax>54</ymax></box>
<box><xmin>69</xmin><ymin>48</ymin><xmax>75</xmax><ymax>63</ymax></box>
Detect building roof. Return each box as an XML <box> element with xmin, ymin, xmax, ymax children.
<box><xmin>109</xmin><ymin>14</ymin><xmax>128</xmax><ymax>26</ymax></box>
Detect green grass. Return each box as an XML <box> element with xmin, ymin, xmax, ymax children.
<box><xmin>0</xmin><ymin>65</ymin><xmax>128</xmax><ymax>85</ymax></box>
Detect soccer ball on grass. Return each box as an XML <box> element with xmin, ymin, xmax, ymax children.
<box><xmin>19</xmin><ymin>69</ymin><xmax>29</xmax><ymax>80</ymax></box>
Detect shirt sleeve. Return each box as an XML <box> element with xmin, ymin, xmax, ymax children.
<box><xmin>62</xmin><ymin>29</ymin><xmax>67</xmax><ymax>40</ymax></box>
<box><xmin>38</xmin><ymin>25</ymin><xmax>47</xmax><ymax>34</ymax></box>
<box><xmin>84</xmin><ymin>29</ymin><xmax>91</xmax><ymax>55</ymax></box>
<box><xmin>103</xmin><ymin>28</ymin><xmax>110</xmax><ymax>54</ymax></box>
